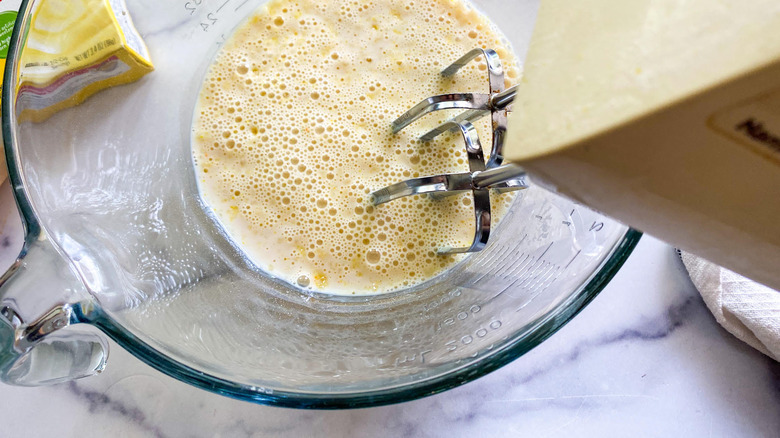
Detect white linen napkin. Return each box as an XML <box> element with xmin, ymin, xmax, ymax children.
<box><xmin>680</xmin><ymin>252</ymin><xmax>780</xmax><ymax>362</ymax></box>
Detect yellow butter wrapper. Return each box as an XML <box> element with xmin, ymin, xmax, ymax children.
<box><xmin>17</xmin><ymin>0</ymin><xmax>153</xmax><ymax>122</ymax></box>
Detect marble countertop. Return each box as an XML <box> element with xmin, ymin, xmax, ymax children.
<box><xmin>1</xmin><ymin>0</ymin><xmax>777</xmax><ymax>435</ymax></box>
<box><xmin>0</xmin><ymin>182</ymin><xmax>777</xmax><ymax>437</ymax></box>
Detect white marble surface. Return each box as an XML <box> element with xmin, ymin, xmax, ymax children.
<box><xmin>0</xmin><ymin>180</ymin><xmax>778</xmax><ymax>437</ymax></box>
<box><xmin>1</xmin><ymin>1</ymin><xmax>778</xmax><ymax>433</ymax></box>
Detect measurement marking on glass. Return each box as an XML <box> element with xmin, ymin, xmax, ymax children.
<box><xmin>534</xmin><ymin>203</ymin><xmax>552</xmax><ymax>220</ymax></box>
<box><xmin>501</xmin><ymin>234</ymin><xmax>530</xmax><ymax>278</ymax></box>
<box><xmin>590</xmin><ymin>221</ymin><xmax>605</xmax><ymax>232</ymax></box>
<box><xmin>394</xmin><ymin>350</ymin><xmax>432</xmax><ymax>367</ymax></box>
<box><xmin>519</xmin><ymin>242</ymin><xmax>554</xmax><ymax>276</ymax></box>
<box><xmin>537</xmin><ymin>242</ymin><xmax>554</xmax><ymax>259</ymax></box>
<box><xmin>515</xmin><ymin>233</ymin><xmax>529</xmax><ymax>245</ymax></box>
<box><xmin>486</xmin><ymin>241</ymin><xmax>553</xmax><ymax>290</ymax></box>
<box><xmin>234</xmin><ymin>0</ymin><xmax>251</xmax><ymax>11</ymax></box>
<box><xmin>470</xmin><ymin>233</ymin><xmax>527</xmax><ymax>285</ymax></box>
<box><xmin>506</xmin><ymin>253</ymin><xmax>532</xmax><ymax>278</ymax></box>
<box><xmin>516</xmin><ymin>260</ymin><xmax>554</xmax><ymax>290</ymax></box>
<box><xmin>516</xmin><ymin>266</ymin><xmax>562</xmax><ymax>312</ymax></box>
<box><xmin>564</xmin><ymin>249</ymin><xmax>582</xmax><ymax>269</ymax></box>
<box><xmin>216</xmin><ymin>0</ymin><xmax>231</xmax><ymax>12</ymax></box>
<box><xmin>519</xmin><ymin>265</ymin><xmax>559</xmax><ymax>299</ymax></box>
<box><xmin>509</xmin><ymin>242</ymin><xmax>565</xmax><ymax>313</ymax></box>
<box><xmin>470</xmin><ymin>245</ymin><xmax>514</xmax><ymax>284</ymax></box>
<box><xmin>506</xmin><ymin>260</ymin><xmax>543</xmax><ymax>291</ymax></box>
<box><xmin>562</xmin><ymin>209</ymin><xmax>575</xmax><ymax>226</ymax></box>
<box><xmin>535</xmin><ymin>265</ymin><xmax>561</xmax><ymax>291</ymax></box>
<box><xmin>444</xmin><ymin>320</ymin><xmax>503</xmax><ymax>354</ymax></box>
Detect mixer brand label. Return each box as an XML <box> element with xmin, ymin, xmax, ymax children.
<box><xmin>735</xmin><ymin>118</ymin><xmax>780</xmax><ymax>153</ymax></box>
<box><xmin>709</xmin><ymin>87</ymin><xmax>780</xmax><ymax>163</ymax></box>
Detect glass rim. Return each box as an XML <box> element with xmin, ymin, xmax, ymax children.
<box><xmin>1</xmin><ymin>0</ymin><xmax>642</xmax><ymax>409</ymax></box>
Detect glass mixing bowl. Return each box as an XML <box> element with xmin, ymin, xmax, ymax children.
<box><xmin>0</xmin><ymin>0</ymin><xmax>640</xmax><ymax>408</ymax></box>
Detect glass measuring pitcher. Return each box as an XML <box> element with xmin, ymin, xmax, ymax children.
<box><xmin>0</xmin><ymin>0</ymin><xmax>640</xmax><ymax>407</ymax></box>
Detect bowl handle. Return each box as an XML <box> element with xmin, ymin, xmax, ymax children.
<box><xmin>0</xmin><ymin>235</ymin><xmax>108</xmax><ymax>386</ymax></box>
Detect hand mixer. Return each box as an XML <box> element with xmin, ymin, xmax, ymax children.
<box><xmin>373</xmin><ymin>0</ymin><xmax>780</xmax><ymax>294</ymax></box>
<box><xmin>370</xmin><ymin>48</ymin><xmax>527</xmax><ymax>254</ymax></box>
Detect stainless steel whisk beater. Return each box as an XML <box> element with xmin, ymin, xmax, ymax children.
<box><xmin>370</xmin><ymin>48</ymin><xmax>528</xmax><ymax>254</ymax></box>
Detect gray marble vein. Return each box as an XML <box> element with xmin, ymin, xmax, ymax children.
<box><xmin>65</xmin><ymin>382</ymin><xmax>169</xmax><ymax>438</ymax></box>
<box><xmin>504</xmin><ymin>294</ymin><xmax>701</xmax><ymax>392</ymax></box>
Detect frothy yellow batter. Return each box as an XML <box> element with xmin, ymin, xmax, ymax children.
<box><xmin>192</xmin><ymin>0</ymin><xmax>519</xmax><ymax>295</ymax></box>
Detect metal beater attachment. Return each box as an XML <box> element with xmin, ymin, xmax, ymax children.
<box><xmin>371</xmin><ymin>48</ymin><xmax>528</xmax><ymax>254</ymax></box>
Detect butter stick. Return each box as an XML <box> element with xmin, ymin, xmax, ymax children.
<box><xmin>16</xmin><ymin>0</ymin><xmax>153</xmax><ymax>122</ymax></box>
<box><xmin>505</xmin><ymin>0</ymin><xmax>780</xmax><ymax>289</ymax></box>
